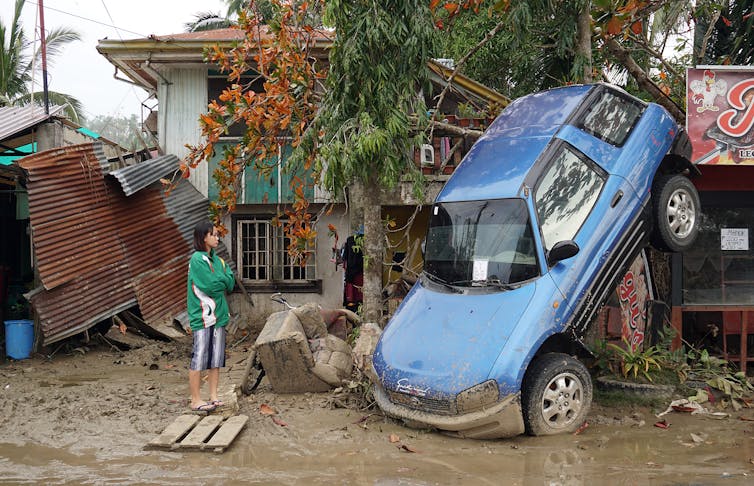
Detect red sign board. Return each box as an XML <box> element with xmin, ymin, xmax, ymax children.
<box><xmin>618</xmin><ymin>250</ymin><xmax>652</xmax><ymax>351</ymax></box>
<box><xmin>687</xmin><ymin>67</ymin><xmax>754</xmax><ymax>165</ymax></box>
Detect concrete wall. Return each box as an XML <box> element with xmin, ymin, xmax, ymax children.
<box><xmin>221</xmin><ymin>204</ymin><xmax>350</xmax><ymax>335</ymax></box>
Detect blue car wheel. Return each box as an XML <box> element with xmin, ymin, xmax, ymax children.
<box><xmin>522</xmin><ymin>353</ymin><xmax>592</xmax><ymax>436</ymax></box>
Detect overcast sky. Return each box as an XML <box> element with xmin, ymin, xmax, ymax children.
<box><xmin>7</xmin><ymin>0</ymin><xmax>228</xmax><ymax>121</ymax></box>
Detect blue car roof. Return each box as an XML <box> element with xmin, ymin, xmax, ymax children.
<box><xmin>437</xmin><ymin>84</ymin><xmax>594</xmax><ymax>203</ymax></box>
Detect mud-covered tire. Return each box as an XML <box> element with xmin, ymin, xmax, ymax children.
<box><xmin>240</xmin><ymin>349</ymin><xmax>265</xmax><ymax>395</ymax></box>
<box><xmin>521</xmin><ymin>353</ymin><xmax>592</xmax><ymax>436</ymax></box>
<box><xmin>651</xmin><ymin>174</ymin><xmax>700</xmax><ymax>252</ymax></box>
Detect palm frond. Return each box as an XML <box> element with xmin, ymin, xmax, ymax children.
<box><xmin>185</xmin><ymin>12</ymin><xmax>234</xmax><ymax>32</ymax></box>
<box><xmin>16</xmin><ymin>91</ymin><xmax>84</xmax><ymax>123</ymax></box>
<box><xmin>34</xmin><ymin>27</ymin><xmax>82</xmax><ymax>65</ymax></box>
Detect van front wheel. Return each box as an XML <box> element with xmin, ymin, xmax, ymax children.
<box><xmin>522</xmin><ymin>353</ymin><xmax>592</xmax><ymax>436</ymax></box>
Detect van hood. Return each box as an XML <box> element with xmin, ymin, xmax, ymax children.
<box><xmin>373</xmin><ymin>279</ymin><xmax>536</xmax><ymax>397</ymax></box>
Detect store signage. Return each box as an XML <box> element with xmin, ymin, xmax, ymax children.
<box><xmin>721</xmin><ymin>228</ymin><xmax>749</xmax><ymax>251</ymax></box>
<box><xmin>687</xmin><ymin>67</ymin><xmax>754</xmax><ymax>165</ymax></box>
<box><xmin>617</xmin><ymin>250</ymin><xmax>652</xmax><ymax>351</ymax></box>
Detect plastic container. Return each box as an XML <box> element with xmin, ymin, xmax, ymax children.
<box><xmin>4</xmin><ymin>319</ymin><xmax>34</xmax><ymax>360</ymax></box>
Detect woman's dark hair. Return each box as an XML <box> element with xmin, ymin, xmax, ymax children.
<box><xmin>193</xmin><ymin>221</ymin><xmax>214</xmax><ymax>252</ymax></box>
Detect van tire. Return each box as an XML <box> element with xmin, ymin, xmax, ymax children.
<box><xmin>651</xmin><ymin>174</ymin><xmax>700</xmax><ymax>252</ymax></box>
<box><xmin>522</xmin><ymin>353</ymin><xmax>592</xmax><ymax>436</ymax></box>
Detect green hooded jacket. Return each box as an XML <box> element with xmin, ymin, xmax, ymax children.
<box><xmin>187</xmin><ymin>249</ymin><xmax>235</xmax><ymax>331</ymax></box>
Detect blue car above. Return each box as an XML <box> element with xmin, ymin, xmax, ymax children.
<box><xmin>371</xmin><ymin>83</ymin><xmax>700</xmax><ymax>439</ymax></box>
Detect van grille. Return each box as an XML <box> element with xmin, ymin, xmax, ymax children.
<box><xmin>388</xmin><ymin>391</ymin><xmax>456</xmax><ymax>415</ymax></box>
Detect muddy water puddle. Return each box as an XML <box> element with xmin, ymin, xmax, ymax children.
<box><xmin>3</xmin><ymin>345</ymin><xmax>753</xmax><ymax>484</ymax></box>
<box><xmin>1</xmin><ymin>416</ymin><xmax>752</xmax><ymax>485</ymax></box>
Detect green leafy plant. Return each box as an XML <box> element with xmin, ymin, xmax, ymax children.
<box><xmin>684</xmin><ymin>347</ymin><xmax>754</xmax><ymax>409</ymax></box>
<box><xmin>457</xmin><ymin>102</ymin><xmax>483</xmax><ymax>118</ymax></box>
<box><xmin>606</xmin><ymin>338</ymin><xmax>663</xmax><ymax>382</ymax></box>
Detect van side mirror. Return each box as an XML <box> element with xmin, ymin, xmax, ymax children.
<box><xmin>547</xmin><ymin>240</ymin><xmax>579</xmax><ymax>265</ymax></box>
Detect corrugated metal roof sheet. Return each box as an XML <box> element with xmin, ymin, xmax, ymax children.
<box><xmin>18</xmin><ymin>142</ymin><xmax>230</xmax><ymax>345</ymax></box>
<box><xmin>0</xmin><ymin>105</ymin><xmax>65</xmax><ymax>146</ymax></box>
<box><xmin>20</xmin><ymin>144</ymin><xmax>122</xmax><ymax>290</ymax></box>
<box><xmin>107</xmin><ymin>154</ymin><xmax>180</xmax><ymax>196</ymax></box>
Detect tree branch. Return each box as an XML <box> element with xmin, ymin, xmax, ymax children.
<box><xmin>628</xmin><ymin>33</ymin><xmax>683</xmax><ymax>81</ymax></box>
<box><xmin>602</xmin><ymin>36</ymin><xmax>685</xmax><ymax>122</ymax></box>
<box><xmin>696</xmin><ymin>8</ymin><xmax>722</xmax><ymax>64</ymax></box>
<box><xmin>429</xmin><ymin>17</ymin><xmax>508</xmax><ymax>140</ymax></box>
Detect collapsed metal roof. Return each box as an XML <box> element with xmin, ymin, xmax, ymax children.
<box><xmin>0</xmin><ymin>105</ymin><xmax>65</xmax><ymax>158</ymax></box>
<box><xmin>107</xmin><ymin>154</ymin><xmax>180</xmax><ymax>196</ymax></box>
<box><xmin>20</xmin><ymin>143</ymin><xmax>225</xmax><ymax>345</ymax></box>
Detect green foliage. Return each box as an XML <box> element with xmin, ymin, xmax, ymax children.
<box><xmin>298</xmin><ymin>0</ymin><xmax>436</xmax><ymax>195</ymax></box>
<box><xmin>436</xmin><ymin>2</ymin><xmax>580</xmax><ymax>98</ymax></box>
<box><xmin>593</xmin><ymin>323</ymin><xmax>754</xmax><ymax>408</ymax></box>
<box><xmin>684</xmin><ymin>347</ymin><xmax>754</xmax><ymax>408</ymax></box>
<box><xmin>694</xmin><ymin>0</ymin><xmax>754</xmax><ymax>65</ymax></box>
<box><xmin>606</xmin><ymin>338</ymin><xmax>663</xmax><ymax>383</ymax></box>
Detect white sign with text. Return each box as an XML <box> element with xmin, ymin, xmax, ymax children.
<box><xmin>721</xmin><ymin>228</ymin><xmax>749</xmax><ymax>251</ymax></box>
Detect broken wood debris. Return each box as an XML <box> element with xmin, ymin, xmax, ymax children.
<box><xmin>146</xmin><ymin>414</ymin><xmax>249</xmax><ymax>453</ymax></box>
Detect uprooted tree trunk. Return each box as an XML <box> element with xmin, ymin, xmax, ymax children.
<box><xmin>603</xmin><ymin>37</ymin><xmax>685</xmax><ymax>122</ymax></box>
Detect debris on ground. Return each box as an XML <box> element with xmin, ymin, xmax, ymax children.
<box><xmin>657</xmin><ymin>399</ymin><xmax>729</xmax><ymax>419</ymax></box>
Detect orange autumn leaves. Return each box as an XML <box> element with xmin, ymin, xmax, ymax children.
<box><xmin>177</xmin><ymin>1</ymin><xmax>323</xmax><ymax>262</ymax></box>
<box><xmin>429</xmin><ymin>0</ymin><xmax>650</xmax><ymax>40</ymax></box>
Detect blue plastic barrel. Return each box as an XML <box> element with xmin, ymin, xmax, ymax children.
<box><xmin>4</xmin><ymin>319</ymin><xmax>34</xmax><ymax>359</ymax></box>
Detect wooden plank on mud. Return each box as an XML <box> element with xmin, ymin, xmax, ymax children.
<box><xmin>204</xmin><ymin>415</ymin><xmax>249</xmax><ymax>453</ymax></box>
<box><xmin>179</xmin><ymin>415</ymin><xmax>224</xmax><ymax>449</ymax></box>
<box><xmin>148</xmin><ymin>415</ymin><xmax>201</xmax><ymax>448</ymax></box>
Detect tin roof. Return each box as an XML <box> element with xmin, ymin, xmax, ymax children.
<box><xmin>19</xmin><ymin>143</ymin><xmax>226</xmax><ymax>345</ymax></box>
<box><xmin>107</xmin><ymin>154</ymin><xmax>180</xmax><ymax>196</ymax></box>
<box><xmin>97</xmin><ymin>27</ymin><xmax>333</xmax><ymax>93</ymax></box>
<box><xmin>0</xmin><ymin>105</ymin><xmax>66</xmax><ymax>157</ymax></box>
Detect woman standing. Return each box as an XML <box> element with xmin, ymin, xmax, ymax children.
<box><xmin>187</xmin><ymin>221</ymin><xmax>235</xmax><ymax>412</ymax></box>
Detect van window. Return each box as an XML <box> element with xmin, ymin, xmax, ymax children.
<box><xmin>579</xmin><ymin>90</ymin><xmax>643</xmax><ymax>146</ymax></box>
<box><xmin>535</xmin><ymin>146</ymin><xmax>605</xmax><ymax>250</ymax></box>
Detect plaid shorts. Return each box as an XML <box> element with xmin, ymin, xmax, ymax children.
<box><xmin>190</xmin><ymin>325</ymin><xmax>226</xmax><ymax>370</ymax></box>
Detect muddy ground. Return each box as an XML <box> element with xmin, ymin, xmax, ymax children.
<box><xmin>1</xmin><ymin>335</ymin><xmax>754</xmax><ymax>485</ymax></box>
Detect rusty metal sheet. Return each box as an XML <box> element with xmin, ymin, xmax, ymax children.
<box><xmin>20</xmin><ymin>144</ymin><xmax>122</xmax><ymax>290</ymax></box>
<box><xmin>107</xmin><ymin>154</ymin><xmax>179</xmax><ymax>196</ymax></box>
<box><xmin>133</xmin><ymin>256</ymin><xmax>188</xmax><ymax>326</ymax></box>
<box><xmin>18</xmin><ymin>142</ymin><xmax>219</xmax><ymax>345</ymax></box>
<box><xmin>28</xmin><ymin>261</ymin><xmax>136</xmax><ymax>345</ymax></box>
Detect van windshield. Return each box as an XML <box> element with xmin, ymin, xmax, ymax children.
<box><xmin>423</xmin><ymin>199</ymin><xmax>539</xmax><ymax>287</ymax></box>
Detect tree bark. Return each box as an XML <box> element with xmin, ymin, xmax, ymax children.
<box><xmin>361</xmin><ymin>175</ymin><xmax>384</xmax><ymax>325</ymax></box>
<box><xmin>603</xmin><ymin>37</ymin><xmax>685</xmax><ymax>122</ymax></box>
<box><xmin>577</xmin><ymin>2</ymin><xmax>593</xmax><ymax>83</ymax></box>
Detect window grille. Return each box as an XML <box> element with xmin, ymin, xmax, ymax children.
<box><xmin>236</xmin><ymin>218</ymin><xmax>315</xmax><ymax>283</ymax></box>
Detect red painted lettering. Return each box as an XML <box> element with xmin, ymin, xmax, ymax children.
<box><xmin>718</xmin><ymin>79</ymin><xmax>754</xmax><ymax>137</ymax></box>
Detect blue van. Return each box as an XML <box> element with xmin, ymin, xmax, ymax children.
<box><xmin>371</xmin><ymin>84</ymin><xmax>700</xmax><ymax>439</ymax></box>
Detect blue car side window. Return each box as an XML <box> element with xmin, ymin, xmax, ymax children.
<box><xmin>534</xmin><ymin>146</ymin><xmax>605</xmax><ymax>250</ymax></box>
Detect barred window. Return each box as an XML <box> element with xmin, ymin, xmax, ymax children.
<box><xmin>236</xmin><ymin>218</ymin><xmax>315</xmax><ymax>283</ymax></box>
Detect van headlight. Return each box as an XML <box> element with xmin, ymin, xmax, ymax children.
<box><xmin>456</xmin><ymin>380</ymin><xmax>499</xmax><ymax>414</ymax></box>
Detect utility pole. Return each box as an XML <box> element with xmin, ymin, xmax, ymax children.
<box><xmin>38</xmin><ymin>0</ymin><xmax>50</xmax><ymax>114</ymax></box>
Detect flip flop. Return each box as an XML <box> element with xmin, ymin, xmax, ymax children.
<box><xmin>211</xmin><ymin>400</ymin><xmax>225</xmax><ymax>407</ymax></box>
<box><xmin>191</xmin><ymin>402</ymin><xmax>217</xmax><ymax>412</ymax></box>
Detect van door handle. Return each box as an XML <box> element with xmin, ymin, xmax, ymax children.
<box><xmin>610</xmin><ymin>190</ymin><xmax>623</xmax><ymax>208</ymax></box>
